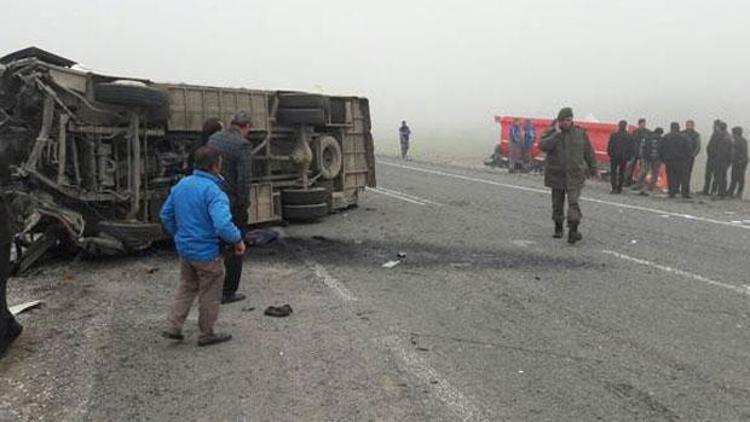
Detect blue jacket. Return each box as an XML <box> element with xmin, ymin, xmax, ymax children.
<box><xmin>510</xmin><ymin>125</ymin><xmax>523</xmax><ymax>146</ymax></box>
<box><xmin>524</xmin><ymin>125</ymin><xmax>536</xmax><ymax>149</ymax></box>
<box><xmin>160</xmin><ymin>170</ymin><xmax>242</xmax><ymax>262</ymax></box>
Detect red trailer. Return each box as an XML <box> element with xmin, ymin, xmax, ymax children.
<box><xmin>489</xmin><ymin>116</ymin><xmax>667</xmax><ymax>189</ymax></box>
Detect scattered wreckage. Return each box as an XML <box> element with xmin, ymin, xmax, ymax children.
<box><xmin>0</xmin><ymin>47</ymin><xmax>376</xmax><ymax>273</ymax></box>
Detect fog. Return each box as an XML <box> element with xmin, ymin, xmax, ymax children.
<box><xmin>2</xmin><ymin>0</ymin><xmax>749</xmax><ymax>162</ymax></box>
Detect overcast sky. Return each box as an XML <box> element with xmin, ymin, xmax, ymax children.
<box><xmin>2</xmin><ymin>0</ymin><xmax>749</xmax><ymax>148</ymax></box>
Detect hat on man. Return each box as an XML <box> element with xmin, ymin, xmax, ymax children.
<box><xmin>231</xmin><ymin>111</ymin><xmax>252</xmax><ymax>126</ymax></box>
<box><xmin>557</xmin><ymin>107</ymin><xmax>574</xmax><ymax>121</ymax></box>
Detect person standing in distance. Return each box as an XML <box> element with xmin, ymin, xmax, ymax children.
<box><xmin>682</xmin><ymin>120</ymin><xmax>701</xmax><ymax>190</ymax></box>
<box><xmin>399</xmin><ymin>121</ymin><xmax>412</xmax><ymax>160</ymax></box>
<box><xmin>540</xmin><ymin>107</ymin><xmax>598</xmax><ymax>244</ymax></box>
<box><xmin>207</xmin><ymin>111</ymin><xmax>253</xmax><ymax>304</ymax></box>
<box><xmin>607</xmin><ymin>120</ymin><xmax>632</xmax><ymax>194</ymax></box>
<box><xmin>659</xmin><ymin>122</ymin><xmax>693</xmax><ymax>199</ymax></box>
<box><xmin>728</xmin><ymin>126</ymin><xmax>748</xmax><ymax>198</ymax></box>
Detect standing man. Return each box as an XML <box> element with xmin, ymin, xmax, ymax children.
<box><xmin>626</xmin><ymin>118</ymin><xmax>650</xmax><ymax>187</ymax></box>
<box><xmin>682</xmin><ymin>120</ymin><xmax>701</xmax><ymax>191</ymax></box>
<box><xmin>636</xmin><ymin>127</ymin><xmax>664</xmax><ymax>192</ymax></box>
<box><xmin>607</xmin><ymin>120</ymin><xmax>632</xmax><ymax>194</ymax></box>
<box><xmin>399</xmin><ymin>121</ymin><xmax>412</xmax><ymax>160</ymax></box>
<box><xmin>713</xmin><ymin>121</ymin><xmax>734</xmax><ymax>198</ymax></box>
<box><xmin>659</xmin><ymin>122</ymin><xmax>693</xmax><ymax>199</ymax></box>
<box><xmin>702</xmin><ymin>119</ymin><xmax>722</xmax><ymax>195</ymax></box>
<box><xmin>522</xmin><ymin>119</ymin><xmax>537</xmax><ymax>172</ymax></box>
<box><xmin>509</xmin><ymin>119</ymin><xmax>523</xmax><ymax>172</ymax></box>
<box><xmin>207</xmin><ymin>111</ymin><xmax>253</xmax><ymax>304</ymax></box>
<box><xmin>161</xmin><ymin>146</ymin><xmax>246</xmax><ymax>346</ymax></box>
<box><xmin>728</xmin><ymin>126</ymin><xmax>748</xmax><ymax>198</ymax></box>
<box><xmin>540</xmin><ymin>107</ymin><xmax>598</xmax><ymax>244</ymax></box>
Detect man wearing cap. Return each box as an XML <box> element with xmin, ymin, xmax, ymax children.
<box><xmin>540</xmin><ymin>107</ymin><xmax>598</xmax><ymax>244</ymax></box>
<box><xmin>207</xmin><ymin>111</ymin><xmax>253</xmax><ymax>304</ymax></box>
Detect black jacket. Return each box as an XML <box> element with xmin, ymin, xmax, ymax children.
<box><xmin>682</xmin><ymin>129</ymin><xmax>701</xmax><ymax>158</ymax></box>
<box><xmin>607</xmin><ymin>130</ymin><xmax>633</xmax><ymax>160</ymax></box>
<box><xmin>732</xmin><ymin>135</ymin><xmax>748</xmax><ymax>165</ymax></box>
<box><xmin>714</xmin><ymin>131</ymin><xmax>734</xmax><ymax>166</ymax></box>
<box><xmin>659</xmin><ymin>131</ymin><xmax>692</xmax><ymax>166</ymax></box>
<box><xmin>631</xmin><ymin>128</ymin><xmax>651</xmax><ymax>159</ymax></box>
<box><xmin>642</xmin><ymin>132</ymin><xmax>662</xmax><ymax>162</ymax></box>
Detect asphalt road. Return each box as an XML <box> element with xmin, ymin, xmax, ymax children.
<box><xmin>2</xmin><ymin>157</ymin><xmax>750</xmax><ymax>421</ymax></box>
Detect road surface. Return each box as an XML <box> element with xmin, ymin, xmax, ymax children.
<box><xmin>2</xmin><ymin>157</ymin><xmax>750</xmax><ymax>421</ymax></box>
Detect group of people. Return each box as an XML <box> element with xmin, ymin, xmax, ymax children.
<box><xmin>538</xmin><ymin>107</ymin><xmax>748</xmax><ymax>246</ymax></box>
<box><xmin>607</xmin><ymin>118</ymin><xmax>748</xmax><ymax>199</ymax></box>
<box><xmin>509</xmin><ymin>119</ymin><xmax>537</xmax><ymax>172</ymax></box>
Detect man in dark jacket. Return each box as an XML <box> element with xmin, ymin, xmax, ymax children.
<box><xmin>636</xmin><ymin>127</ymin><xmax>664</xmax><ymax>192</ymax></box>
<box><xmin>728</xmin><ymin>126</ymin><xmax>748</xmax><ymax>198</ymax></box>
<box><xmin>660</xmin><ymin>122</ymin><xmax>693</xmax><ymax>198</ymax></box>
<box><xmin>682</xmin><ymin>120</ymin><xmax>701</xmax><ymax>191</ymax></box>
<box><xmin>607</xmin><ymin>120</ymin><xmax>632</xmax><ymax>194</ymax></box>
<box><xmin>540</xmin><ymin>107</ymin><xmax>598</xmax><ymax>244</ymax></box>
<box><xmin>713</xmin><ymin>121</ymin><xmax>734</xmax><ymax>198</ymax></box>
<box><xmin>626</xmin><ymin>118</ymin><xmax>650</xmax><ymax>186</ymax></box>
<box><xmin>207</xmin><ymin>111</ymin><xmax>253</xmax><ymax>304</ymax></box>
<box><xmin>702</xmin><ymin>119</ymin><xmax>722</xmax><ymax>195</ymax></box>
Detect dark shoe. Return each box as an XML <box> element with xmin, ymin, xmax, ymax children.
<box><xmin>567</xmin><ymin>225</ymin><xmax>583</xmax><ymax>244</ymax></box>
<box><xmin>553</xmin><ymin>223</ymin><xmax>563</xmax><ymax>239</ymax></box>
<box><xmin>198</xmin><ymin>333</ymin><xmax>232</xmax><ymax>347</ymax></box>
<box><xmin>264</xmin><ymin>304</ymin><xmax>293</xmax><ymax>318</ymax></box>
<box><xmin>161</xmin><ymin>331</ymin><xmax>184</xmax><ymax>341</ymax></box>
<box><xmin>610</xmin><ymin>189</ymin><xmax>618</xmax><ymax>194</ymax></box>
<box><xmin>221</xmin><ymin>293</ymin><xmax>246</xmax><ymax>305</ymax></box>
<box><xmin>682</xmin><ymin>195</ymin><xmax>692</xmax><ymax>199</ymax></box>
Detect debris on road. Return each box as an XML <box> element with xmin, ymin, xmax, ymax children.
<box><xmin>397</xmin><ymin>252</ymin><xmax>407</xmax><ymax>259</ymax></box>
<box><xmin>382</xmin><ymin>260</ymin><xmax>401</xmax><ymax>269</ymax></box>
<box><xmin>242</xmin><ymin>307</ymin><xmax>256</xmax><ymax>312</ymax></box>
<box><xmin>264</xmin><ymin>304</ymin><xmax>293</xmax><ymax>318</ymax></box>
<box><xmin>248</xmin><ymin>229</ymin><xmax>281</xmax><ymax>247</ymax></box>
<box><xmin>9</xmin><ymin>300</ymin><xmax>45</xmax><ymax>316</ymax></box>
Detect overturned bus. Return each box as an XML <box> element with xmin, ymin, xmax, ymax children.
<box><xmin>0</xmin><ymin>47</ymin><xmax>376</xmax><ymax>273</ymax></box>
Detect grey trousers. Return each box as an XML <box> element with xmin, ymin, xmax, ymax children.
<box><xmin>551</xmin><ymin>188</ymin><xmax>582</xmax><ymax>226</ymax></box>
<box><xmin>166</xmin><ymin>258</ymin><xmax>225</xmax><ymax>342</ymax></box>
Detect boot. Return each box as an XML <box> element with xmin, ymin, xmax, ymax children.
<box><xmin>553</xmin><ymin>222</ymin><xmax>563</xmax><ymax>239</ymax></box>
<box><xmin>567</xmin><ymin>223</ymin><xmax>583</xmax><ymax>244</ymax></box>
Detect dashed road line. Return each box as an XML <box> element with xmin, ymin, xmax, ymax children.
<box><xmin>306</xmin><ymin>258</ymin><xmax>488</xmax><ymax>420</ymax></box>
<box><xmin>305</xmin><ymin>260</ymin><xmax>358</xmax><ymax>302</ymax></box>
<box><xmin>382</xmin><ymin>335</ymin><xmax>490</xmax><ymax>422</ymax></box>
<box><xmin>376</xmin><ymin>186</ymin><xmax>443</xmax><ymax>206</ymax></box>
<box><xmin>367</xmin><ymin>187</ymin><xmax>439</xmax><ymax>206</ymax></box>
<box><xmin>378</xmin><ymin>160</ymin><xmax>750</xmax><ymax>230</ymax></box>
<box><xmin>601</xmin><ymin>250</ymin><xmax>750</xmax><ymax>296</ymax></box>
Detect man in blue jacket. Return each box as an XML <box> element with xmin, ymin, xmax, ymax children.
<box><xmin>160</xmin><ymin>146</ymin><xmax>246</xmax><ymax>347</ymax></box>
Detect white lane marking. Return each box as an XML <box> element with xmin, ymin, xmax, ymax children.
<box><xmin>602</xmin><ymin>250</ymin><xmax>750</xmax><ymax>296</ymax></box>
<box><xmin>367</xmin><ymin>187</ymin><xmax>428</xmax><ymax>206</ymax></box>
<box><xmin>379</xmin><ymin>161</ymin><xmax>750</xmax><ymax>230</ymax></box>
<box><xmin>382</xmin><ymin>335</ymin><xmax>489</xmax><ymax>422</ymax></box>
<box><xmin>376</xmin><ymin>187</ymin><xmax>444</xmax><ymax>206</ymax></box>
<box><xmin>305</xmin><ymin>260</ymin><xmax>358</xmax><ymax>302</ymax></box>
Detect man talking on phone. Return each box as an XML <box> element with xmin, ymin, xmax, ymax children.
<box><xmin>540</xmin><ymin>107</ymin><xmax>598</xmax><ymax>244</ymax></box>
